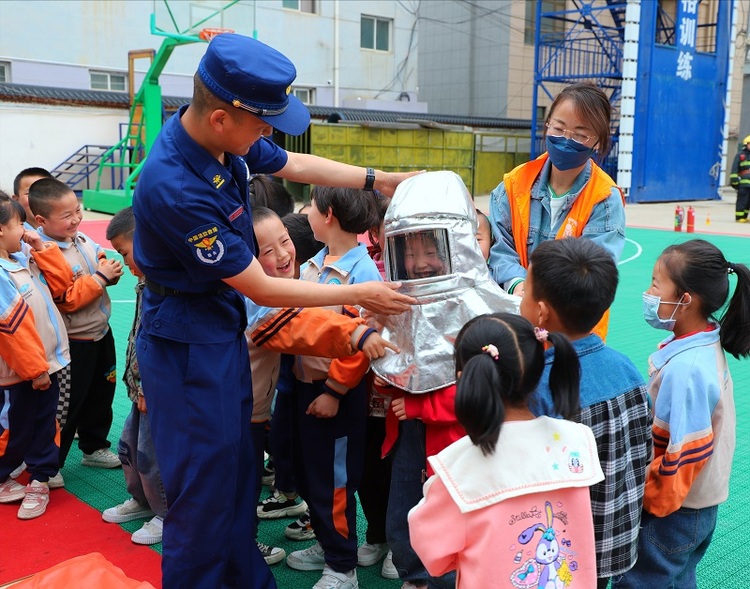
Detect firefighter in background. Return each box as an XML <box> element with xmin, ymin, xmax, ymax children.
<box><xmin>730</xmin><ymin>135</ymin><xmax>750</xmax><ymax>223</ymax></box>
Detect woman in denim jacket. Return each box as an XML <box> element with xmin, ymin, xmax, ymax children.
<box><xmin>488</xmin><ymin>83</ymin><xmax>625</xmax><ymax>339</ymax></box>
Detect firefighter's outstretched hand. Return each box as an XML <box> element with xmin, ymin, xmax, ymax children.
<box><xmin>356</xmin><ymin>282</ymin><xmax>414</xmax><ymax>316</ymax></box>
<box><xmin>376</xmin><ymin>170</ymin><xmax>425</xmax><ymax>197</ymax></box>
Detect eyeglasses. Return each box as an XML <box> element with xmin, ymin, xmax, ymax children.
<box><xmin>545</xmin><ymin>123</ymin><xmax>593</xmax><ymax>146</ymax></box>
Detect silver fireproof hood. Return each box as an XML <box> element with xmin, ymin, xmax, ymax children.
<box><xmin>371</xmin><ymin>171</ymin><xmax>519</xmax><ymax>393</ymax></box>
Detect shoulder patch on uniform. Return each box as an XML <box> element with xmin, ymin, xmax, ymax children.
<box><xmin>186</xmin><ymin>224</ymin><xmax>226</xmax><ymax>265</ymax></box>
<box><xmin>212</xmin><ymin>174</ymin><xmax>226</xmax><ymax>189</ymax></box>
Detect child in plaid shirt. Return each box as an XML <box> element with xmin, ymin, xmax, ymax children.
<box><xmin>521</xmin><ymin>238</ymin><xmax>652</xmax><ymax>588</ymax></box>
<box><xmin>100</xmin><ymin>208</ymin><xmax>167</xmax><ymax>545</ymax></box>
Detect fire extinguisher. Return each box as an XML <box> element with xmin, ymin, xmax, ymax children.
<box><xmin>686</xmin><ymin>206</ymin><xmax>695</xmax><ymax>233</ymax></box>
<box><xmin>674</xmin><ymin>205</ymin><xmax>684</xmax><ymax>232</ymax></box>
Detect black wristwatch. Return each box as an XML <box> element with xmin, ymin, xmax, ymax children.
<box><xmin>364</xmin><ymin>167</ymin><xmax>376</xmax><ymax>191</ymax></box>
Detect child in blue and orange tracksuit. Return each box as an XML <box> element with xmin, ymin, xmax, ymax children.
<box><xmin>248</xmin><ymin>206</ymin><xmax>395</xmax><ymax>565</ymax></box>
<box><xmin>613</xmin><ymin>240</ymin><xmax>750</xmax><ymax>588</ymax></box>
<box><xmin>0</xmin><ymin>194</ymin><xmax>72</xmax><ymax>519</ymax></box>
<box><xmin>285</xmin><ymin>187</ymin><xmax>383</xmax><ymax>588</ymax></box>
<box><xmin>29</xmin><ymin>178</ymin><xmax>123</xmax><ymax>470</ymax></box>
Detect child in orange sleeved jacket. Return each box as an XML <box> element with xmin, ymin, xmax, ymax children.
<box><xmin>0</xmin><ymin>194</ymin><xmax>76</xmax><ymax>519</ymax></box>
<box><xmin>29</xmin><ymin>179</ymin><xmax>123</xmax><ymax>471</ymax></box>
<box><xmin>246</xmin><ymin>206</ymin><xmax>396</xmax><ymax>567</ymax></box>
<box><xmin>284</xmin><ymin>187</ymin><xmax>387</xmax><ymax>589</ymax></box>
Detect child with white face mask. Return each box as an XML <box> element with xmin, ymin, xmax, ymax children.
<box><xmin>613</xmin><ymin>239</ymin><xmax>750</xmax><ymax>588</ymax></box>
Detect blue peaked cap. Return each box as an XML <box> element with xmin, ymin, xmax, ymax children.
<box><xmin>198</xmin><ymin>33</ymin><xmax>311</xmax><ymax>136</ymax></box>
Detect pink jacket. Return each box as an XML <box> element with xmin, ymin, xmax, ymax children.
<box><xmin>408</xmin><ymin>417</ymin><xmax>603</xmax><ymax>588</ymax></box>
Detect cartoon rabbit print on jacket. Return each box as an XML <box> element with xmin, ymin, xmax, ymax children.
<box><xmin>512</xmin><ymin>501</ymin><xmax>575</xmax><ymax>589</ymax></box>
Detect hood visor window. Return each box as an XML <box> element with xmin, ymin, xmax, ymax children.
<box><xmin>387</xmin><ymin>229</ymin><xmax>451</xmax><ymax>281</ymax></box>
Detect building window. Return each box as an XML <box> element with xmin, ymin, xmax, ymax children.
<box><xmin>293</xmin><ymin>87</ymin><xmax>314</xmax><ymax>105</ymax></box>
<box><xmin>90</xmin><ymin>71</ymin><xmax>127</xmax><ymax>92</ymax></box>
<box><xmin>525</xmin><ymin>0</ymin><xmax>566</xmax><ymax>45</ymax></box>
<box><xmin>282</xmin><ymin>0</ymin><xmax>316</xmax><ymax>13</ymax></box>
<box><xmin>361</xmin><ymin>15</ymin><xmax>391</xmax><ymax>51</ymax></box>
<box><xmin>0</xmin><ymin>61</ymin><xmax>9</xmax><ymax>83</ymax></box>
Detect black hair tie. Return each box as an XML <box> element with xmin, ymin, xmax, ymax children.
<box><xmin>728</xmin><ymin>262</ymin><xmax>736</xmax><ymax>275</ymax></box>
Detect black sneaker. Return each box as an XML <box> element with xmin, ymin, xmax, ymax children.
<box><xmin>257</xmin><ymin>489</ymin><xmax>308</xmax><ymax>519</ymax></box>
<box><xmin>257</xmin><ymin>541</ymin><xmax>285</xmax><ymax>565</ymax></box>
<box><xmin>285</xmin><ymin>509</ymin><xmax>316</xmax><ymax>541</ymax></box>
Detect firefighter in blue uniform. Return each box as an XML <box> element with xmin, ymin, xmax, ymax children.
<box><xmin>730</xmin><ymin>134</ymin><xmax>750</xmax><ymax>222</ymax></box>
<box><xmin>132</xmin><ymin>34</ymin><xmax>415</xmax><ymax>589</ymax></box>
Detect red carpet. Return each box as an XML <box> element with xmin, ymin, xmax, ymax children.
<box><xmin>80</xmin><ymin>219</ymin><xmax>113</xmax><ymax>251</ymax></box>
<box><xmin>0</xmin><ymin>484</ymin><xmax>161</xmax><ymax>587</ymax></box>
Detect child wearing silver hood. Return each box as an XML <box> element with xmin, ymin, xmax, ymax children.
<box><xmin>371</xmin><ymin>171</ymin><xmax>519</xmax><ymax>588</ymax></box>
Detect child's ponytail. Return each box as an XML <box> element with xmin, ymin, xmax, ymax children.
<box><xmin>455</xmin><ymin>353</ymin><xmax>505</xmax><ymax>456</ymax></box>
<box><xmin>546</xmin><ymin>331</ymin><xmax>581</xmax><ymax>419</ymax></box>
<box><xmin>721</xmin><ymin>261</ymin><xmax>750</xmax><ymax>359</ymax></box>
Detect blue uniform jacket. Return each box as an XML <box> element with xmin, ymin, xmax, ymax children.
<box><xmin>133</xmin><ymin>105</ymin><xmax>287</xmax><ymax>343</ymax></box>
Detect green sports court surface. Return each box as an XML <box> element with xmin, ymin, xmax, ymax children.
<box><xmin>59</xmin><ymin>227</ymin><xmax>750</xmax><ymax>587</ymax></box>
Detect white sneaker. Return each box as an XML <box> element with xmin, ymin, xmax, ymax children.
<box><xmin>18</xmin><ymin>480</ymin><xmax>50</xmax><ymax>519</ymax></box>
<box><xmin>286</xmin><ymin>541</ymin><xmax>326</xmax><ymax>571</ymax></box>
<box><xmin>257</xmin><ymin>541</ymin><xmax>286</xmax><ymax>565</ymax></box>
<box><xmin>381</xmin><ymin>550</ymin><xmax>398</xmax><ymax>579</ymax></box>
<box><xmin>131</xmin><ymin>516</ymin><xmax>163</xmax><ymax>545</ymax></box>
<box><xmin>102</xmin><ymin>498</ymin><xmax>155</xmax><ymax>523</ymax></box>
<box><xmin>313</xmin><ymin>565</ymin><xmax>358</xmax><ymax>589</ymax></box>
<box><xmin>81</xmin><ymin>448</ymin><xmax>121</xmax><ymax>469</ymax></box>
<box><xmin>357</xmin><ymin>542</ymin><xmax>388</xmax><ymax>566</ymax></box>
<box><xmin>401</xmin><ymin>583</ymin><xmax>427</xmax><ymax>589</ymax></box>
<box><xmin>8</xmin><ymin>465</ymin><xmax>63</xmax><ymax>488</ymax></box>
<box><xmin>257</xmin><ymin>489</ymin><xmax>308</xmax><ymax>519</ymax></box>
<box><xmin>48</xmin><ymin>472</ymin><xmax>65</xmax><ymax>489</ymax></box>
<box><xmin>0</xmin><ymin>478</ymin><xmax>27</xmax><ymax>503</ymax></box>
<box><xmin>9</xmin><ymin>462</ymin><xmax>26</xmax><ymax>479</ymax></box>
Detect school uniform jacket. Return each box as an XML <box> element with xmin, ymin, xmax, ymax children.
<box><xmin>644</xmin><ymin>327</ymin><xmax>735</xmax><ymax>516</ymax></box>
<box><xmin>293</xmin><ymin>244</ymin><xmax>382</xmax><ymax>395</ymax></box>
<box><xmin>40</xmin><ymin>231</ymin><xmax>112</xmax><ymax>341</ymax></box>
<box><xmin>245</xmin><ymin>300</ymin><xmax>375</xmax><ymax>423</ymax></box>
<box><xmin>408</xmin><ymin>417</ymin><xmax>604</xmax><ymax>589</ymax></box>
<box><xmin>0</xmin><ymin>243</ymin><xmax>71</xmax><ymax>385</ymax></box>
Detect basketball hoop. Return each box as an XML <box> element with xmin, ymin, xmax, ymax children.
<box><xmin>199</xmin><ymin>27</ymin><xmax>235</xmax><ymax>42</ymax></box>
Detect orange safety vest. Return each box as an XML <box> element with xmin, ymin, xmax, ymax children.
<box><xmin>503</xmin><ymin>153</ymin><xmax>625</xmax><ymax>340</ymax></box>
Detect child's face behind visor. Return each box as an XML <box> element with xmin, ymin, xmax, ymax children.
<box><xmin>403</xmin><ymin>233</ymin><xmax>448</xmax><ymax>279</ymax></box>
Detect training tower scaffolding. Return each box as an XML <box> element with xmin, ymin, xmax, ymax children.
<box><xmin>531</xmin><ymin>0</ymin><xmax>737</xmax><ymax>202</ymax></box>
